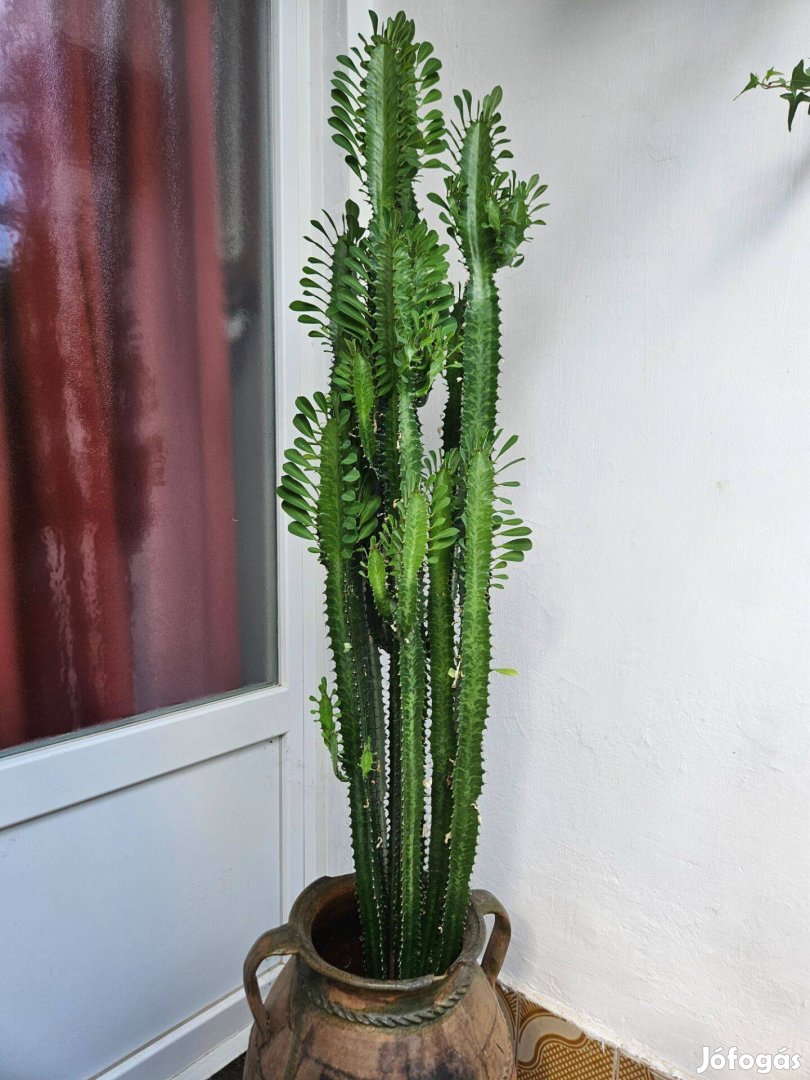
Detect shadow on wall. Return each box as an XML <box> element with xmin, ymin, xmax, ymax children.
<box><xmin>717</xmin><ymin>135</ymin><xmax>810</xmax><ymax>257</ymax></box>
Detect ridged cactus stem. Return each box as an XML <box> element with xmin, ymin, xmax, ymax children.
<box><xmin>374</xmin><ymin>222</ymin><xmax>398</xmax><ymax>403</ymax></box>
<box><xmin>437</xmin><ymin>450</ymin><xmax>495</xmax><ymax>972</ymax></box>
<box><xmin>387</xmin><ymin>645</ymin><xmax>402</xmax><ymax>972</ymax></box>
<box><xmin>363</xmin><ymin>21</ymin><xmax>418</xmax><ymax>217</ymax></box>
<box><xmin>393</xmin><ymin>492</ymin><xmax>429</xmax><ymax>976</ymax></box>
<box><xmin>282</xmin><ymin>12</ymin><xmax>542</xmax><ymax>982</ymax></box>
<box><xmin>442</xmin><ymin>293</ymin><xmax>466</xmax><ymax>452</ymax></box>
<box><xmin>364</xmin><ymin>610</ymin><xmax>388</xmax><ymax>870</ymax></box>
<box><xmin>396</xmin><ymin>378</ymin><xmax>424</xmax><ymax>495</ymax></box>
<box><xmin>318</xmin><ymin>417</ymin><xmax>387</xmax><ymax>977</ymax></box>
<box><xmin>422</xmin><ymin>465</ymin><xmax>457</xmax><ymax>968</ymax></box>
<box><xmin>459</xmin><ymin>275</ymin><xmax>501</xmax><ymax>459</ymax></box>
<box><xmin>365</xmin><ymin>42</ymin><xmax>401</xmax><ymax>215</ymax></box>
<box><xmin>455</xmin><ymin>118</ymin><xmax>501</xmax><ymax>460</ymax></box>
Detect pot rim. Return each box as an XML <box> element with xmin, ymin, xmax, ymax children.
<box><xmin>288</xmin><ymin>873</ymin><xmax>487</xmax><ymax>993</ymax></box>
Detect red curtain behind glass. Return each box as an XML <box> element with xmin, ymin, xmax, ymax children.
<box><xmin>0</xmin><ymin>0</ymin><xmax>240</xmax><ymax>749</ymax></box>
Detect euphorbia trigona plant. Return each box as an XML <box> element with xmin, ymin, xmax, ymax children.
<box><xmin>278</xmin><ymin>10</ymin><xmax>546</xmax><ymax>980</ymax></box>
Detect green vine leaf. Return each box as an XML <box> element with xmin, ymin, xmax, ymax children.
<box><xmin>738</xmin><ymin>57</ymin><xmax>810</xmax><ymax>129</ymax></box>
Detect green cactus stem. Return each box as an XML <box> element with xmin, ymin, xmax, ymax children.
<box><xmin>279</xmin><ymin>11</ymin><xmax>545</xmax><ymax>979</ymax></box>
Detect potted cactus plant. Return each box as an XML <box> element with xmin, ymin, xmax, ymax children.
<box><xmin>242</xmin><ymin>11</ymin><xmax>546</xmax><ymax>1078</ymax></box>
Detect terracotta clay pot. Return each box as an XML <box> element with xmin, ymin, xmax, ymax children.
<box><xmin>242</xmin><ymin>874</ymin><xmax>516</xmax><ymax>1079</ymax></box>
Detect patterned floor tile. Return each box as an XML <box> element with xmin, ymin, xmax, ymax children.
<box><xmin>517</xmin><ymin>998</ymin><xmax>616</xmax><ymax>1080</ymax></box>
<box><xmin>618</xmin><ymin>1057</ymin><xmax>654</xmax><ymax>1080</ymax></box>
<box><xmin>496</xmin><ymin>980</ymin><xmax>520</xmax><ymax>1054</ymax></box>
<box><xmin>617</xmin><ymin>1059</ymin><xmax>669</xmax><ymax>1080</ymax></box>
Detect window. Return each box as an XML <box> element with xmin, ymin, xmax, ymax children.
<box><xmin>0</xmin><ymin>0</ymin><xmax>275</xmax><ymax>753</ymax></box>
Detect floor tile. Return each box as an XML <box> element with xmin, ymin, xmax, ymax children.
<box><xmin>617</xmin><ymin>1057</ymin><xmax>653</xmax><ymax>1080</ymax></box>
<box><xmin>496</xmin><ymin>980</ymin><xmax>520</xmax><ymax>1054</ymax></box>
<box><xmin>616</xmin><ymin>1054</ymin><xmax>671</xmax><ymax>1080</ymax></box>
<box><xmin>517</xmin><ymin>998</ymin><xmax>616</xmax><ymax>1080</ymax></box>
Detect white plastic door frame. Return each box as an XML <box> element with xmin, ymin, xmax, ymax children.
<box><xmin>0</xmin><ymin>1</ymin><xmax>324</xmax><ymax>1077</ymax></box>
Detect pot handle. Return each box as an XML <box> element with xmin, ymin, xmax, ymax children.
<box><xmin>243</xmin><ymin>923</ymin><xmax>300</xmax><ymax>1043</ymax></box>
<box><xmin>470</xmin><ymin>890</ymin><xmax>512</xmax><ymax>988</ymax></box>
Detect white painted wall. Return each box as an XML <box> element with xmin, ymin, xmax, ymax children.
<box><xmin>325</xmin><ymin>2</ymin><xmax>810</xmax><ymax>1075</ymax></box>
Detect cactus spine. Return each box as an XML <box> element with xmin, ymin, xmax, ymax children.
<box><xmin>279</xmin><ymin>10</ymin><xmax>547</xmax><ymax>979</ymax></box>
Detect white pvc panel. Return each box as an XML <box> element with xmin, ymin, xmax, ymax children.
<box><xmin>0</xmin><ymin>738</ymin><xmax>282</xmax><ymax>1080</ymax></box>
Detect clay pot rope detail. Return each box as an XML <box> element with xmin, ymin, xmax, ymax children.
<box><xmin>302</xmin><ymin>971</ymin><xmax>473</xmax><ymax>1028</ymax></box>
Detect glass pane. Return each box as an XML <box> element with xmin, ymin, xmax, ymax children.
<box><xmin>0</xmin><ymin>0</ymin><xmax>276</xmax><ymax>754</ymax></box>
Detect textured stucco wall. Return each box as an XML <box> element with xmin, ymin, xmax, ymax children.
<box><xmin>324</xmin><ymin>2</ymin><xmax>810</xmax><ymax>1075</ymax></box>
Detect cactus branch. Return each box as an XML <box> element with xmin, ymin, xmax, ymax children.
<box><xmin>280</xmin><ymin>11</ymin><xmax>543</xmax><ymax>980</ymax></box>
<box><xmin>437</xmin><ymin>449</ymin><xmax>496</xmax><ymax>972</ymax></box>
<box><xmin>422</xmin><ymin>465</ymin><xmax>458</xmax><ymax>967</ymax></box>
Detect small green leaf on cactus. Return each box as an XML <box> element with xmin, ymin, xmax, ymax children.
<box><xmin>360</xmin><ymin>738</ymin><xmax>374</xmax><ymax>778</ymax></box>
<box><xmin>311</xmin><ymin>678</ymin><xmax>347</xmax><ymax>782</ymax></box>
